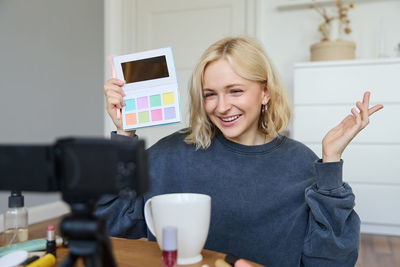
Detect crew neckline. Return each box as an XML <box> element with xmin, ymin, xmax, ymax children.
<box><xmin>215</xmin><ymin>133</ymin><xmax>286</xmax><ymax>154</ymax></box>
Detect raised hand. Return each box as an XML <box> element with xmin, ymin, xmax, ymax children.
<box><xmin>322</xmin><ymin>91</ymin><xmax>383</xmax><ymax>162</ymax></box>
<box><xmin>104</xmin><ymin>78</ymin><xmax>135</xmax><ymax>136</ymax></box>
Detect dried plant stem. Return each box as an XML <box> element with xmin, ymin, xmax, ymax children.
<box><xmin>311</xmin><ymin>0</ymin><xmax>353</xmax><ymax>41</ymax></box>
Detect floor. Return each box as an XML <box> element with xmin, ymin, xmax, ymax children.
<box><xmin>356</xmin><ymin>234</ymin><xmax>400</xmax><ymax>267</ymax></box>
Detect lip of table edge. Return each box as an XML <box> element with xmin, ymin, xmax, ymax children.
<box><xmin>109</xmin><ymin>238</ymin><xmax>265</xmax><ymax>267</ymax></box>
<box><xmin>7</xmin><ymin>218</ymin><xmax>265</xmax><ymax>267</ymax></box>
<box><xmin>53</xmin><ymin>238</ymin><xmax>264</xmax><ymax>267</ymax></box>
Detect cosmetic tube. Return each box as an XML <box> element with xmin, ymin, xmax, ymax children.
<box><xmin>162</xmin><ymin>226</ymin><xmax>177</xmax><ymax>267</ymax></box>
<box><xmin>25</xmin><ymin>253</ymin><xmax>56</xmax><ymax>267</ymax></box>
<box><xmin>0</xmin><ymin>237</ymin><xmax>63</xmax><ymax>257</ymax></box>
<box><xmin>21</xmin><ymin>255</ymin><xmax>40</xmax><ymax>266</ymax></box>
<box><xmin>46</xmin><ymin>225</ymin><xmax>56</xmax><ymax>256</ymax></box>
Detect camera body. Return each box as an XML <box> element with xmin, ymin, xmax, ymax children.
<box><xmin>0</xmin><ymin>138</ymin><xmax>148</xmax><ymax>203</ymax></box>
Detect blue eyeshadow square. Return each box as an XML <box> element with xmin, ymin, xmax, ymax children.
<box><xmin>125</xmin><ymin>99</ymin><xmax>136</xmax><ymax>111</ymax></box>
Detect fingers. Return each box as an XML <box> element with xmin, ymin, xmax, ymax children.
<box><xmin>104</xmin><ymin>79</ymin><xmax>126</xmax><ymax>105</ymax></box>
<box><xmin>353</xmin><ymin>91</ymin><xmax>384</xmax><ymax>129</ymax></box>
<box><xmin>104</xmin><ymin>78</ymin><xmax>126</xmax><ymax>96</ymax></box>
<box><xmin>109</xmin><ymin>78</ymin><xmax>125</xmax><ymax>86</ymax></box>
<box><xmin>368</xmin><ymin>104</ymin><xmax>384</xmax><ymax>116</ymax></box>
<box><xmin>104</xmin><ymin>78</ymin><xmax>126</xmax><ymax>121</ymax></box>
<box><xmin>351</xmin><ymin>107</ymin><xmax>361</xmax><ymax>128</ymax></box>
<box><xmin>116</xmin><ymin>108</ymin><xmax>121</xmax><ymax>120</ymax></box>
<box><xmin>106</xmin><ymin>90</ymin><xmax>125</xmax><ymax>108</ymax></box>
<box><xmin>359</xmin><ymin>91</ymin><xmax>384</xmax><ymax>116</ymax></box>
<box><xmin>356</xmin><ymin>100</ymin><xmax>369</xmax><ymax>127</ymax></box>
<box><xmin>362</xmin><ymin>91</ymin><xmax>370</xmax><ymax>107</ymax></box>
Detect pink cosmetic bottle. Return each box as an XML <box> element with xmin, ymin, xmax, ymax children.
<box><xmin>162</xmin><ymin>226</ymin><xmax>177</xmax><ymax>267</ymax></box>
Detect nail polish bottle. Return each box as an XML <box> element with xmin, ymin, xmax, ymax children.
<box><xmin>162</xmin><ymin>226</ymin><xmax>177</xmax><ymax>267</ymax></box>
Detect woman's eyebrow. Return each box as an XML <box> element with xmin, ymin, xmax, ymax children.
<box><xmin>203</xmin><ymin>83</ymin><xmax>245</xmax><ymax>91</ymax></box>
<box><xmin>225</xmin><ymin>83</ymin><xmax>245</xmax><ymax>89</ymax></box>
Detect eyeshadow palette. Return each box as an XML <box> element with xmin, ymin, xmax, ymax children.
<box><xmin>112</xmin><ymin>47</ymin><xmax>181</xmax><ymax>130</ymax></box>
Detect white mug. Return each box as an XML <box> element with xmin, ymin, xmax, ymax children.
<box><xmin>144</xmin><ymin>193</ymin><xmax>211</xmax><ymax>265</ymax></box>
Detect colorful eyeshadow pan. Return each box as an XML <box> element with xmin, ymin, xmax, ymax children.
<box><xmin>138</xmin><ymin>111</ymin><xmax>150</xmax><ymax>123</ymax></box>
<box><xmin>124</xmin><ymin>92</ymin><xmax>177</xmax><ymax>125</ymax></box>
<box><xmin>151</xmin><ymin>109</ymin><xmax>163</xmax><ymax>121</ymax></box>
<box><xmin>137</xmin><ymin>96</ymin><xmax>149</xmax><ymax>109</ymax></box>
<box><xmin>126</xmin><ymin>113</ymin><xmax>137</xmax><ymax>125</ymax></box>
<box><xmin>164</xmin><ymin>107</ymin><xmax>176</xmax><ymax>120</ymax></box>
<box><xmin>125</xmin><ymin>99</ymin><xmax>136</xmax><ymax>111</ymax></box>
<box><xmin>150</xmin><ymin>94</ymin><xmax>162</xmax><ymax>107</ymax></box>
<box><xmin>163</xmin><ymin>92</ymin><xmax>175</xmax><ymax>105</ymax></box>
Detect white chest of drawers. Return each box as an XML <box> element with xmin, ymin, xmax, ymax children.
<box><xmin>293</xmin><ymin>58</ymin><xmax>400</xmax><ymax>236</ymax></box>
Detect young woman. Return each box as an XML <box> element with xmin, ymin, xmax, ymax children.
<box><xmin>98</xmin><ymin>37</ymin><xmax>383</xmax><ymax>266</ymax></box>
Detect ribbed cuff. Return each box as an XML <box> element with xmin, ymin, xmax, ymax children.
<box><xmin>314</xmin><ymin>159</ymin><xmax>344</xmax><ymax>190</ymax></box>
<box><xmin>111</xmin><ymin>131</ymin><xmax>139</xmax><ymax>141</ymax></box>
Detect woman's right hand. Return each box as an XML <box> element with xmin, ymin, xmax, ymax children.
<box><xmin>104</xmin><ymin>78</ymin><xmax>135</xmax><ymax>136</ymax></box>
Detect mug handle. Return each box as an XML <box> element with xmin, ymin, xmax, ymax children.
<box><xmin>144</xmin><ymin>198</ymin><xmax>156</xmax><ymax>236</ymax></box>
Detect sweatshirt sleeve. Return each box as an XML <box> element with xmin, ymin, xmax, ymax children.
<box><xmin>110</xmin><ymin>131</ymin><xmax>139</xmax><ymax>141</ymax></box>
<box><xmin>93</xmin><ymin>131</ymin><xmax>147</xmax><ymax>239</ymax></box>
<box><xmin>302</xmin><ymin>159</ymin><xmax>360</xmax><ymax>267</ymax></box>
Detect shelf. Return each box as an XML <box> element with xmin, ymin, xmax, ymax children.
<box><xmin>277</xmin><ymin>0</ymin><xmax>390</xmax><ymax>10</ymax></box>
<box><xmin>294</xmin><ymin>57</ymin><xmax>400</xmax><ymax>68</ymax></box>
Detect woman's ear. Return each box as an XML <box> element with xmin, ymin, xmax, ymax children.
<box><xmin>262</xmin><ymin>84</ymin><xmax>270</xmax><ymax>105</ymax></box>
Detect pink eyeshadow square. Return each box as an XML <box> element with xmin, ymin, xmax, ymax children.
<box><xmin>137</xmin><ymin>96</ymin><xmax>149</xmax><ymax>109</ymax></box>
<box><xmin>151</xmin><ymin>109</ymin><xmax>163</xmax><ymax>121</ymax></box>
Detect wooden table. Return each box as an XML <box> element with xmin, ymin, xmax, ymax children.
<box><xmin>4</xmin><ymin>217</ymin><xmax>264</xmax><ymax>267</ymax></box>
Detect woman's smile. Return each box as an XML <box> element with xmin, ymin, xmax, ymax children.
<box><xmin>219</xmin><ymin>114</ymin><xmax>242</xmax><ymax>124</ymax></box>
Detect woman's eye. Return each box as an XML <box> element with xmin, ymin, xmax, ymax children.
<box><xmin>231</xmin><ymin>89</ymin><xmax>243</xmax><ymax>94</ymax></box>
<box><xmin>203</xmin><ymin>93</ymin><xmax>216</xmax><ymax>98</ymax></box>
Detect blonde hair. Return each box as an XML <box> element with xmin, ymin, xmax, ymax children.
<box><xmin>184</xmin><ymin>36</ymin><xmax>291</xmax><ymax>149</ymax></box>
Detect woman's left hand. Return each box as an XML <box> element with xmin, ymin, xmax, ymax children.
<box><xmin>322</xmin><ymin>91</ymin><xmax>384</xmax><ymax>162</ymax></box>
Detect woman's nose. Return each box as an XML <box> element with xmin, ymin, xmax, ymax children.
<box><xmin>216</xmin><ymin>96</ymin><xmax>231</xmax><ymax>114</ymax></box>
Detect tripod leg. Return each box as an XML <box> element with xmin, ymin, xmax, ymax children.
<box><xmin>61</xmin><ymin>254</ymin><xmax>78</xmax><ymax>267</ymax></box>
<box><xmin>102</xmin><ymin>240</ymin><xmax>117</xmax><ymax>267</ymax></box>
<box><xmin>102</xmin><ymin>238</ymin><xmax>117</xmax><ymax>267</ymax></box>
<box><xmin>84</xmin><ymin>255</ymin><xmax>100</xmax><ymax>267</ymax></box>
<box><xmin>60</xmin><ymin>205</ymin><xmax>118</xmax><ymax>267</ymax></box>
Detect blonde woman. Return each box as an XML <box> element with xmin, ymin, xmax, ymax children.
<box><xmin>98</xmin><ymin>37</ymin><xmax>383</xmax><ymax>266</ymax></box>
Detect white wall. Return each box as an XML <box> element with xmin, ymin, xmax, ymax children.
<box><xmin>0</xmin><ymin>0</ymin><xmax>104</xmax><ymax>215</ymax></box>
<box><xmin>260</xmin><ymin>0</ymin><xmax>400</xmax><ymax>105</ymax></box>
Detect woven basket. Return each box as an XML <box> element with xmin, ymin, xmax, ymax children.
<box><xmin>310</xmin><ymin>40</ymin><xmax>356</xmax><ymax>61</ymax></box>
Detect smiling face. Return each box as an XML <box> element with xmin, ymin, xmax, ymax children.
<box><xmin>203</xmin><ymin>59</ymin><xmax>270</xmax><ymax>145</ymax></box>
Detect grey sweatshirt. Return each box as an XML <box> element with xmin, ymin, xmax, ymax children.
<box><xmin>95</xmin><ymin>131</ymin><xmax>360</xmax><ymax>266</ymax></box>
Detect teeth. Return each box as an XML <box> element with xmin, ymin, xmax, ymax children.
<box><xmin>222</xmin><ymin>115</ymin><xmax>240</xmax><ymax>122</ymax></box>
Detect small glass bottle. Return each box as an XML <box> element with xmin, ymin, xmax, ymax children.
<box><xmin>162</xmin><ymin>226</ymin><xmax>177</xmax><ymax>267</ymax></box>
<box><xmin>3</xmin><ymin>191</ymin><xmax>29</xmax><ymax>244</ymax></box>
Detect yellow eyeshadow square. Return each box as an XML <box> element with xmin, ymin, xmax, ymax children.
<box><xmin>163</xmin><ymin>92</ymin><xmax>175</xmax><ymax>105</ymax></box>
